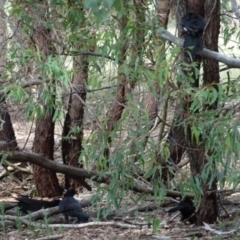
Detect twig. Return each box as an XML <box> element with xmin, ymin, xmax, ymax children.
<box><xmin>203</xmin><ymin>222</ymin><xmax>237</xmax><ymax>235</ymax></box>
<box><xmin>102</xmin><ymin>203</ymin><xmax>160</xmax><ymax>219</ymax></box>
<box><xmin>35</xmin><ymin>234</ymin><xmax>63</xmax><ymax>240</ymax></box>
<box><xmin>21</xmin><ymin>118</ymin><xmax>35</xmax><ymax>151</ymax></box>
<box><xmin>217</xmin><ymin>193</ymin><xmax>230</xmax><ymax>218</ymax></box>
<box><xmin>2</xmin><ymin>165</ymin><xmax>22</xmax><ymax>185</ymax></box>
<box><xmin>47</xmin><ymin>221</ymin><xmax>139</xmax><ymax>229</ymax></box>
<box><xmin>113</xmin><ymin>217</ymin><xmax>149</xmax><ymax>226</ymax></box>
<box><xmin>4</xmin><ymin>160</ymin><xmax>32</xmax><ymax>174</ymax></box>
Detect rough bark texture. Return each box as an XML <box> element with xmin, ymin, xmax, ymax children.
<box><xmin>62</xmin><ymin>55</ymin><xmax>92</xmax><ymax>190</ymax></box>
<box><xmin>203</xmin><ymin>0</ymin><xmax>220</xmax><ymax>88</ymax></box>
<box><xmin>31</xmin><ymin>3</ymin><xmax>61</xmax><ymax>197</ymax></box>
<box><xmin>187</xmin><ymin>0</ymin><xmax>220</xmax><ymax>225</ymax></box>
<box><xmin>32</xmin><ymin>112</ymin><xmax>61</xmax><ymax>197</ymax></box>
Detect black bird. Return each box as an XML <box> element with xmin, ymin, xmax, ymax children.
<box><xmin>181</xmin><ymin>13</ymin><xmax>206</xmax><ymax>57</ymax></box>
<box><xmin>5</xmin><ymin>197</ymin><xmax>60</xmax><ymax>213</ymax></box>
<box><xmin>59</xmin><ymin>188</ymin><xmax>89</xmax><ymax>223</ymax></box>
<box><xmin>167</xmin><ymin>198</ymin><xmax>196</xmax><ymax>224</ymax></box>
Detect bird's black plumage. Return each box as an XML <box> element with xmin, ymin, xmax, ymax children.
<box><xmin>5</xmin><ymin>197</ymin><xmax>60</xmax><ymax>213</ymax></box>
<box><xmin>59</xmin><ymin>188</ymin><xmax>89</xmax><ymax>223</ymax></box>
<box><xmin>181</xmin><ymin>13</ymin><xmax>206</xmax><ymax>57</ymax></box>
<box><xmin>168</xmin><ymin>198</ymin><xmax>196</xmax><ymax>224</ymax></box>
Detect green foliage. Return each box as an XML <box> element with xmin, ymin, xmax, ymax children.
<box><xmin>5</xmin><ymin>0</ymin><xmax>240</xmax><ymax>229</ymax></box>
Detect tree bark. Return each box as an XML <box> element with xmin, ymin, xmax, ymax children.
<box><xmin>103</xmin><ymin>10</ymin><xmax>129</xmax><ymax>160</ymax></box>
<box><xmin>32</xmin><ymin>111</ymin><xmax>61</xmax><ymax>197</ymax></box>
<box><xmin>62</xmin><ymin>53</ymin><xmax>91</xmax><ymax>190</ymax></box>
<box><xmin>30</xmin><ymin>2</ymin><xmax>61</xmax><ymax>197</ymax></box>
<box><xmin>187</xmin><ymin>0</ymin><xmax>220</xmax><ymax>225</ymax></box>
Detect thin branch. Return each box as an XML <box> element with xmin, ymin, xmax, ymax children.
<box><xmin>47</xmin><ymin>221</ymin><xmax>139</xmax><ymax>229</ymax></box>
<box><xmin>203</xmin><ymin>222</ymin><xmax>237</xmax><ymax>235</ymax></box>
<box><xmin>64</xmin><ymin>51</ymin><xmax>122</xmax><ymax>63</ymax></box>
<box><xmin>35</xmin><ymin>235</ymin><xmax>63</xmax><ymax>240</ymax></box>
<box><xmin>4</xmin><ymin>160</ymin><xmax>32</xmax><ymax>174</ymax></box>
<box><xmin>0</xmin><ymin>80</ymin><xmax>42</xmax><ymax>97</ymax></box>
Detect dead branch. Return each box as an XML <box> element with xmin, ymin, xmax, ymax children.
<box><xmin>47</xmin><ymin>221</ymin><xmax>139</xmax><ymax>229</ymax></box>
<box><xmin>203</xmin><ymin>222</ymin><xmax>237</xmax><ymax>235</ymax></box>
<box><xmin>2</xmin><ymin>150</ymin><xmax>192</xmax><ymax>198</ymax></box>
<box><xmin>156</xmin><ymin>28</ymin><xmax>240</xmax><ymax>68</ymax></box>
<box><xmin>5</xmin><ymin>150</ymin><xmax>111</xmax><ymax>184</ymax></box>
<box><xmin>95</xmin><ymin>203</ymin><xmax>160</xmax><ymax>219</ymax></box>
<box><xmin>4</xmin><ymin>160</ymin><xmax>32</xmax><ymax>174</ymax></box>
<box><xmin>35</xmin><ymin>235</ymin><xmax>63</xmax><ymax>240</ymax></box>
<box><xmin>113</xmin><ymin>217</ymin><xmax>149</xmax><ymax>225</ymax></box>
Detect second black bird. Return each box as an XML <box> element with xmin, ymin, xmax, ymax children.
<box><xmin>167</xmin><ymin>198</ymin><xmax>196</xmax><ymax>224</ymax></box>
<box><xmin>59</xmin><ymin>188</ymin><xmax>89</xmax><ymax>223</ymax></box>
<box><xmin>181</xmin><ymin>13</ymin><xmax>206</xmax><ymax>57</ymax></box>
<box><xmin>5</xmin><ymin>197</ymin><xmax>60</xmax><ymax>213</ymax></box>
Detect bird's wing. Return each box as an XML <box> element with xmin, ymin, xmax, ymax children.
<box><xmin>59</xmin><ymin>197</ymin><xmax>82</xmax><ymax>212</ymax></box>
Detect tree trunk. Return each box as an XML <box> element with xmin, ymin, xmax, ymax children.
<box><xmin>32</xmin><ymin>111</ymin><xmax>61</xmax><ymax>197</ymax></box>
<box><xmin>187</xmin><ymin>0</ymin><xmax>220</xmax><ymax>225</ymax></box>
<box><xmin>62</xmin><ymin>55</ymin><xmax>91</xmax><ymax>190</ymax></box>
<box><xmin>103</xmin><ymin>10</ymin><xmax>129</xmax><ymax>160</ymax></box>
<box><xmin>61</xmin><ymin>2</ymin><xmax>93</xmax><ymax>190</ymax></box>
<box><xmin>30</xmin><ymin>3</ymin><xmax>61</xmax><ymax>197</ymax></box>
<box><xmin>136</xmin><ymin>0</ymin><xmax>172</xmax><ymax>182</ymax></box>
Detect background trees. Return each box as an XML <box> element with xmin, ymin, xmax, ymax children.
<box><xmin>1</xmin><ymin>0</ymin><xmax>240</xmax><ymax>227</ymax></box>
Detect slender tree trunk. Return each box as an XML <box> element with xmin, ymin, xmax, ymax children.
<box><xmin>187</xmin><ymin>0</ymin><xmax>220</xmax><ymax>225</ymax></box>
<box><xmin>103</xmin><ymin>10</ymin><xmax>129</xmax><ymax>160</ymax></box>
<box><xmin>30</xmin><ymin>3</ymin><xmax>61</xmax><ymax>197</ymax></box>
<box><xmin>62</xmin><ymin>52</ymin><xmax>91</xmax><ymax>190</ymax></box>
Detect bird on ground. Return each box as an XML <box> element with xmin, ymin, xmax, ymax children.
<box><xmin>167</xmin><ymin>198</ymin><xmax>196</xmax><ymax>224</ymax></box>
<box><xmin>181</xmin><ymin>13</ymin><xmax>206</xmax><ymax>57</ymax></box>
<box><xmin>5</xmin><ymin>197</ymin><xmax>60</xmax><ymax>213</ymax></box>
<box><xmin>59</xmin><ymin>188</ymin><xmax>89</xmax><ymax>223</ymax></box>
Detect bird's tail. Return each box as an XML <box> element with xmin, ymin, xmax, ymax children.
<box><xmin>76</xmin><ymin>211</ymin><xmax>89</xmax><ymax>222</ymax></box>
<box><xmin>167</xmin><ymin>204</ymin><xmax>186</xmax><ymax>213</ymax></box>
<box><xmin>184</xmin><ymin>35</ymin><xmax>203</xmax><ymax>57</ymax></box>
